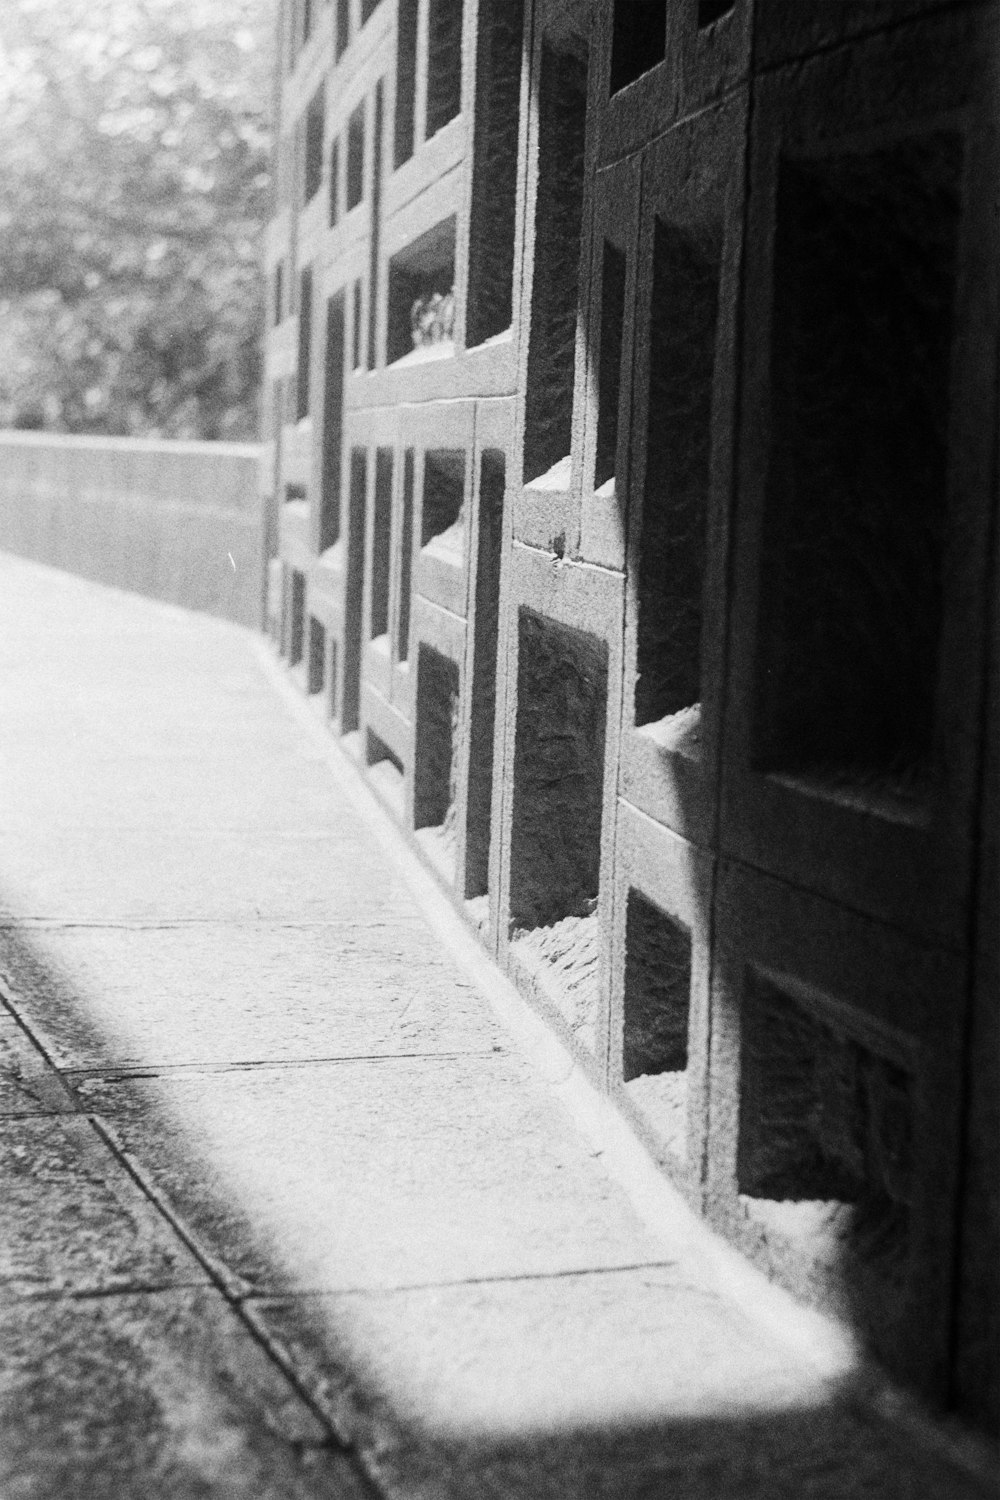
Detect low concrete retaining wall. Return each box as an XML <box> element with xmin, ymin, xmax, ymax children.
<box><xmin>0</xmin><ymin>431</ymin><xmax>265</xmax><ymax>629</ymax></box>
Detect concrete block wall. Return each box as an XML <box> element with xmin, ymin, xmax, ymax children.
<box><xmin>265</xmin><ymin>0</ymin><xmax>999</xmax><ymax>1435</ymax></box>
<box><xmin>0</xmin><ymin>432</ymin><xmax>266</xmax><ymax>629</ymax></box>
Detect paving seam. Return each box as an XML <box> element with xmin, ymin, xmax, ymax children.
<box><xmin>87</xmin><ymin>1113</ymin><xmax>387</xmax><ymax>1496</ymax></box>
<box><xmin>2</xmin><ymin>975</ymin><xmax>384</xmax><ymax>1495</ymax></box>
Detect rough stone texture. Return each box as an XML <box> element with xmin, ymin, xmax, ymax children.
<box><xmin>0</xmin><ymin>1291</ymin><xmax>370</xmax><ymax>1500</ymax></box>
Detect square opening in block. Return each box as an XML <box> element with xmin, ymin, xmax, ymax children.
<box><xmin>289</xmin><ymin>569</ymin><xmax>306</xmax><ymax>666</ymax></box>
<box><xmin>737</xmin><ymin>971</ymin><xmax>912</xmax><ymax>1266</ymax></box>
<box><xmin>308</xmin><ymin>616</ymin><xmax>326</xmax><ymax>694</ymax></box>
<box><xmin>510</xmin><ymin>611</ymin><xmax>608</xmax><ymax>931</ymax></box>
<box><xmin>464</xmin><ymin>450</ymin><xmax>505</xmax><ymax>901</ymax></box>
<box><xmin>346</xmin><ymin>103</ymin><xmax>365</xmax><ymax>209</ymax></box>
<box><xmin>634</xmin><ymin>215</ymin><xmax>721</xmax><ymax>752</ymax></box>
<box><xmin>394</xmin><ymin>0</ymin><xmax>419</xmax><ymax>167</ymax></box>
<box><xmin>425</xmin><ymin>0</ymin><xmax>463</xmax><ymax>140</ymax></box>
<box><xmin>304</xmin><ymin>85</ymin><xmax>325</xmax><ymax>203</ymax></box>
<box><xmin>698</xmin><ymin>0</ymin><xmax>734</xmax><ymax>26</ymax></box>
<box><xmin>623</xmin><ymin>892</ymin><xmax>690</xmax><ymax>1080</ymax></box>
<box><xmin>752</xmin><ymin>132</ymin><xmax>962</xmax><ymax>806</ymax></box>
<box><xmin>610</xmin><ymin>1</ymin><xmax>666</xmax><ymax>94</ymax></box>
<box><xmin>421</xmin><ymin>449</ymin><xmax>465</xmax><ymax>551</ymax></box>
<box><xmin>465</xmin><ymin>0</ymin><xmax>523</xmax><ymax>348</ymax></box>
<box><xmin>386</xmin><ymin>217</ymin><xmax>457</xmax><ymax>365</ymax></box>
<box><xmin>414</xmin><ymin>646</ymin><xmax>461</xmax><ymax>880</ymax></box>
<box><xmin>370</xmin><ymin>448</ymin><xmax>393</xmax><ymax>638</ymax></box>
<box><xmin>523</xmin><ymin>38</ymin><xmax>588</xmax><ymax>483</ymax></box>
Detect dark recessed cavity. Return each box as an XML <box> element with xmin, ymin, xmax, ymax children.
<box><xmin>304</xmin><ymin>86</ymin><xmax>325</xmax><ymax>203</ymax></box>
<box><xmin>296</xmin><ymin>265</ymin><xmax>313</xmax><ymax>420</ymax></box>
<box><xmin>386</xmin><ymin>217</ymin><xmax>456</xmax><ymax>364</ymax></box>
<box><xmin>414</xmin><ymin>645</ymin><xmax>461</xmax><ymax>839</ymax></box>
<box><xmin>425</xmin><ymin>0</ymin><xmax>463</xmax><ymax>140</ymax></box>
<box><xmin>422</xmin><ymin>449</ymin><xmax>464</xmax><ymax>548</ymax></box>
<box><xmin>397</xmin><ymin>449</ymin><xmax>414</xmax><ymax>662</ymax></box>
<box><xmin>753</xmin><ymin>133</ymin><xmax>962</xmax><ymax>803</ymax></box>
<box><xmin>329</xmin><ymin>138</ymin><xmax>339</xmax><ymax>225</ymax></box>
<box><xmin>367</xmin><ymin>728</ymin><xmax>403</xmax><ymax>774</ymax></box>
<box><xmin>273</xmin><ymin>260</ymin><xmax>284</xmax><ymax>325</ymax></box>
<box><xmin>510</xmin><ymin>611</ymin><xmax>607</xmax><ymax>930</ymax></box>
<box><xmin>352</xmin><ymin>278</ymin><xmax>363</xmax><ymax>369</ymax></box>
<box><xmin>737</xmin><ymin>972</ymin><xmax>912</xmax><ymax>1264</ymax></box>
<box><xmin>635</xmin><ymin>216</ymin><xmax>721</xmax><ymax>739</ymax></box>
<box><xmin>465</xmin><ymin>0</ymin><xmax>523</xmax><ymax>348</ymax></box>
<box><xmin>367</xmin><ymin>81</ymin><xmax>384</xmax><ymax>371</ymax></box>
<box><xmin>336</xmin><ymin>0</ymin><xmax>349</xmax><ymax>59</ymax></box>
<box><xmin>289</xmin><ymin>569</ymin><xmax>306</xmax><ymax>665</ymax></box>
<box><xmin>523</xmin><ymin>38</ymin><xmax>588</xmax><ymax>483</ymax></box>
<box><xmin>370</xmin><ymin>448</ymin><xmax>393</xmax><ymax>638</ymax></box>
<box><xmin>284</xmin><ymin>483</ymin><xmax>306</xmax><ymax>504</ymax></box>
<box><xmin>320</xmin><ymin>291</ymin><xmax>345</xmax><ymax>550</ymax></box>
<box><xmin>308</xmin><ymin>616</ymin><xmax>326</xmax><ymax>694</ymax></box>
<box><xmin>623</xmin><ymin>892</ymin><xmax>690</xmax><ymax>1081</ymax></box>
<box><xmin>394</xmin><ymin>0</ymin><xmax>419</xmax><ymax>167</ymax></box>
<box><xmin>341</xmin><ymin>448</ymin><xmax>367</xmax><ymax>734</ymax></box>
<box><xmin>610</xmin><ymin>1</ymin><xmax>666</xmax><ymax>94</ymax></box>
<box><xmin>346</xmin><ymin>103</ymin><xmax>365</xmax><ymax>209</ymax></box>
<box><xmin>595</xmin><ymin>240</ymin><xmax>626</xmax><ymax>490</ymax></box>
<box><xmin>698</xmin><ymin>0</ymin><xmax>734</xmax><ymax>27</ymax></box>
<box><xmin>465</xmin><ymin>450</ymin><xmax>505</xmax><ymax>900</ymax></box>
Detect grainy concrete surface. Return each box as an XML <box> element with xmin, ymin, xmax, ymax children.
<box><xmin>0</xmin><ymin>553</ymin><xmax>992</xmax><ymax>1499</ymax></box>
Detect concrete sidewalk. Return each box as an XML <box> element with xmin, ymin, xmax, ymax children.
<box><xmin>0</xmin><ymin>553</ymin><xmax>991</xmax><ymax>1500</ymax></box>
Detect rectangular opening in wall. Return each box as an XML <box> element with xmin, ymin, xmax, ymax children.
<box><xmin>367</xmin><ymin>727</ymin><xmax>405</xmax><ymax>816</ymax></box>
<box><xmin>284</xmin><ymin>483</ymin><xmax>307</xmax><ymax>504</ymax></box>
<box><xmin>466</xmin><ymin>0</ymin><xmax>523</xmax><ymax>349</ymax></box>
<box><xmin>394</xmin><ymin>0</ymin><xmax>418</xmax><ymax>167</ymax></box>
<box><xmin>421</xmin><ymin>448</ymin><xmax>464</xmax><ymax>551</ymax></box>
<box><xmin>304</xmin><ymin>86</ymin><xmax>325</xmax><ymax>203</ymax></box>
<box><xmin>698</xmin><ymin>0</ymin><xmax>734</xmax><ymax>26</ymax></box>
<box><xmin>329</xmin><ymin>637</ymin><xmax>339</xmax><ymax>719</ymax></box>
<box><xmin>346</xmin><ymin>102</ymin><xmax>365</xmax><ymax>209</ymax></box>
<box><xmin>342</xmin><ymin>448</ymin><xmax>367</xmax><ymax>734</ymax></box>
<box><xmin>289</xmin><ymin>570</ymin><xmax>306</xmax><ymax>666</ymax></box>
<box><xmin>336</xmin><ymin>0</ymin><xmax>349</xmax><ymax>58</ymax></box>
<box><xmin>367</xmin><ymin>81</ymin><xmax>384</xmax><ymax>372</ymax></box>
<box><xmin>464</xmin><ymin>450</ymin><xmax>505</xmax><ymax>907</ymax></box>
<box><xmin>425</xmin><ymin>0</ymin><xmax>463</xmax><ymax>140</ymax></box>
<box><xmin>634</xmin><ymin>216</ymin><xmax>721</xmax><ymax>755</ymax></box>
<box><xmin>296</xmin><ymin>264</ymin><xmax>314</xmax><ymax>419</ymax></box>
<box><xmin>397</xmin><ymin>448</ymin><xmax>414</xmax><ymax>662</ymax></box>
<box><xmin>595</xmin><ymin>240</ymin><xmax>626</xmax><ymax>491</ymax></box>
<box><xmin>371</xmin><ymin>448</ymin><xmax>393</xmax><ymax>639</ymax></box>
<box><xmin>753</xmin><ymin>133</ymin><xmax>962</xmax><ymax>807</ymax></box>
<box><xmin>352</xmin><ymin>277</ymin><xmax>364</xmax><ymax>369</ymax></box>
<box><xmin>273</xmin><ymin>260</ymin><xmax>285</xmax><ymax>325</ymax></box>
<box><xmin>329</xmin><ymin>138</ymin><xmax>340</xmax><ymax>225</ymax></box>
<box><xmin>302</xmin><ymin>0</ymin><xmax>313</xmax><ymax>45</ymax></box>
<box><xmin>622</xmin><ymin>891</ymin><xmax>691</xmax><ymax>1153</ymax></box>
<box><xmin>386</xmin><ymin>216</ymin><xmax>456</xmax><ymax>365</ymax></box>
<box><xmin>737</xmin><ymin>971</ymin><xmax>912</xmax><ymax>1275</ymax></box>
<box><xmin>308</xmin><ymin>616</ymin><xmax>326</xmax><ymax>694</ymax></box>
<box><xmin>320</xmin><ymin>292</ymin><xmax>345</xmax><ymax>550</ymax></box>
<box><xmin>414</xmin><ymin>644</ymin><xmax>461</xmax><ymax>879</ymax></box>
<box><xmin>610</xmin><ymin>0</ymin><xmax>666</xmax><ymax>94</ymax></box>
<box><xmin>360</xmin><ymin>0</ymin><xmax>381</xmax><ymax>22</ymax></box>
<box><xmin>509</xmin><ymin>610</ymin><xmax>607</xmax><ymax>1049</ymax></box>
<box><xmin>523</xmin><ymin>38</ymin><xmax>588</xmax><ymax>484</ymax></box>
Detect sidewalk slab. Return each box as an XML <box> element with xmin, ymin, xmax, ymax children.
<box><xmin>0</xmin><ymin>554</ymin><xmax>992</xmax><ymax>1500</ymax></box>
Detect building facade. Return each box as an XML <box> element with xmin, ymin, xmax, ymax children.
<box><xmin>264</xmin><ymin>0</ymin><xmax>999</xmax><ymax>1437</ymax></box>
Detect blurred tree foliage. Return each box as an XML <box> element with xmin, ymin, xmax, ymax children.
<box><xmin>0</xmin><ymin>0</ymin><xmax>272</xmax><ymax>439</ymax></box>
